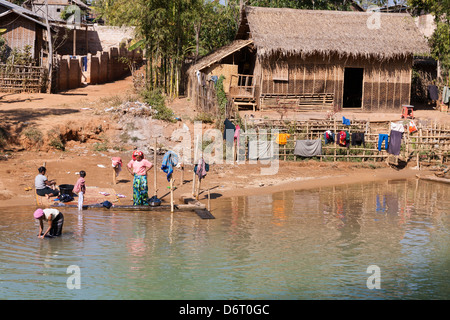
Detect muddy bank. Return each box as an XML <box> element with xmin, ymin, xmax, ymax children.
<box><xmin>0</xmin><ymin>147</ymin><xmax>429</xmax><ymax>208</ymax></box>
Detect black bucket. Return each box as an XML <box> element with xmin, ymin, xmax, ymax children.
<box><xmin>59</xmin><ymin>184</ymin><xmax>74</xmax><ymax>195</ymax></box>
<box><xmin>149</xmin><ymin>196</ymin><xmax>161</xmax><ymax>207</ymax></box>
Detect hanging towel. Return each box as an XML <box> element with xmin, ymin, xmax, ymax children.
<box><xmin>342</xmin><ymin>117</ymin><xmax>351</xmax><ymax>126</ymax></box>
<box><xmin>294</xmin><ymin>139</ymin><xmax>322</xmax><ymax>157</ymax></box>
<box><xmin>390</xmin><ymin>122</ymin><xmax>405</xmax><ymax>133</ymax></box>
<box><xmin>351</xmin><ymin>132</ymin><xmax>365</xmax><ymax>147</ymax></box>
<box><xmin>388</xmin><ymin>131</ymin><xmax>403</xmax><ymax>155</ymax></box>
<box><xmin>324</xmin><ymin>130</ymin><xmax>334</xmax><ymax>144</ymax></box>
<box><xmin>276</xmin><ymin>133</ymin><xmax>290</xmax><ymax>145</ymax></box>
<box><xmin>161</xmin><ymin>151</ymin><xmax>179</xmax><ymax>181</ymax></box>
<box><xmin>248</xmin><ymin>140</ymin><xmax>273</xmax><ymax>160</ymax></box>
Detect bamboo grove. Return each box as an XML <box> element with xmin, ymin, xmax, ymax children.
<box><xmin>91</xmin><ymin>0</ymin><xmax>354</xmax><ymax>99</ymax></box>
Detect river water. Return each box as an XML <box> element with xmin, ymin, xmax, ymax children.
<box><xmin>0</xmin><ymin>179</ymin><xmax>448</xmax><ymax>300</ymax></box>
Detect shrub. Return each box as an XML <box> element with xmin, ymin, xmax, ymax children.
<box><xmin>140</xmin><ymin>88</ymin><xmax>176</xmax><ymax>122</ymax></box>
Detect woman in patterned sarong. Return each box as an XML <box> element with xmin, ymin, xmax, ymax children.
<box><xmin>127</xmin><ymin>150</ymin><xmax>153</xmax><ymax>205</ymax></box>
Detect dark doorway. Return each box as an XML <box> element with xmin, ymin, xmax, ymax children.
<box><xmin>343</xmin><ymin>68</ymin><xmax>364</xmax><ymax>108</ymax></box>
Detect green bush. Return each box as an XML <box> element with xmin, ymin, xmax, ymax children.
<box><xmin>140</xmin><ymin>88</ymin><xmax>176</xmax><ymax>123</ymax></box>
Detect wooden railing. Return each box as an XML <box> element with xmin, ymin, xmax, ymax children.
<box><xmin>229</xmin><ymin>74</ymin><xmax>255</xmax><ymax>99</ymax></box>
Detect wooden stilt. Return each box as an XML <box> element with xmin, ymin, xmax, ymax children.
<box><xmin>208</xmin><ymin>188</ymin><xmax>211</xmax><ymax>211</ymax></box>
<box><xmin>154</xmin><ymin>138</ymin><xmax>158</xmax><ymax>197</ymax></box>
<box><xmin>180</xmin><ymin>164</ymin><xmax>184</xmax><ymax>186</ymax></box>
<box><xmin>170</xmin><ymin>177</ymin><xmax>174</xmax><ymax>213</ymax></box>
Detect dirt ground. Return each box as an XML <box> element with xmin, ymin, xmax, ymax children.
<box><xmin>0</xmin><ymin>76</ymin><xmax>447</xmax><ymax>208</ymax></box>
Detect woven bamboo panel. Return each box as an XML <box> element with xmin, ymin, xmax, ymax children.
<box><xmin>0</xmin><ymin>64</ymin><xmax>46</xmax><ymax>93</ymax></box>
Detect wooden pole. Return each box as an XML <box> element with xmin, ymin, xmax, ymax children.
<box><xmin>73</xmin><ymin>28</ymin><xmax>77</xmax><ymax>56</ymax></box>
<box><xmin>170</xmin><ymin>178</ymin><xmax>174</xmax><ymax>213</ymax></box>
<box><xmin>196</xmin><ymin>176</ymin><xmax>201</xmax><ymax>200</ymax></box>
<box><xmin>180</xmin><ymin>163</ymin><xmax>184</xmax><ymax>186</ymax></box>
<box><xmin>154</xmin><ymin>138</ymin><xmax>157</xmax><ymax>197</ymax></box>
<box><xmin>208</xmin><ymin>188</ymin><xmax>211</xmax><ymax>211</ymax></box>
<box><xmin>45</xmin><ymin>0</ymin><xmax>53</xmax><ymax>93</ymax></box>
<box><xmin>192</xmin><ymin>135</ymin><xmax>199</xmax><ymax>196</ymax></box>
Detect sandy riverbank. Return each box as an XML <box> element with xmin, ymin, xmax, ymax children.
<box><xmin>0</xmin><ymin>75</ymin><xmax>444</xmax><ymax>209</ymax></box>
<box><xmin>0</xmin><ymin>148</ymin><xmax>430</xmax><ymax>208</ymax></box>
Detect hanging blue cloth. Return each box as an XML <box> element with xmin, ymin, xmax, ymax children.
<box><xmin>161</xmin><ymin>151</ymin><xmax>179</xmax><ymax>181</ymax></box>
<box><xmin>342</xmin><ymin>117</ymin><xmax>351</xmax><ymax>126</ymax></box>
<box><xmin>82</xmin><ymin>56</ymin><xmax>88</xmax><ymax>71</ymax></box>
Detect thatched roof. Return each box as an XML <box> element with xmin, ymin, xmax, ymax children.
<box><xmin>240</xmin><ymin>6</ymin><xmax>430</xmax><ymax>60</ymax></box>
<box><xmin>187</xmin><ymin>39</ymin><xmax>253</xmax><ymax>74</ymax></box>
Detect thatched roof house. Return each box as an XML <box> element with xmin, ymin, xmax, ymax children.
<box><xmin>187</xmin><ymin>6</ymin><xmax>430</xmax><ymax>112</ymax></box>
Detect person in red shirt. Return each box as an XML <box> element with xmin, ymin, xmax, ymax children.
<box><xmin>127</xmin><ymin>151</ymin><xmax>153</xmax><ymax>205</ymax></box>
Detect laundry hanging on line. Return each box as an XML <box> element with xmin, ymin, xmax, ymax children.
<box><xmin>248</xmin><ymin>140</ymin><xmax>274</xmax><ymax>160</ymax></box>
<box><xmin>324</xmin><ymin>130</ymin><xmax>334</xmax><ymax>144</ymax></box>
<box><xmin>351</xmin><ymin>132</ymin><xmax>365</xmax><ymax>147</ymax></box>
<box><xmin>378</xmin><ymin>134</ymin><xmax>389</xmax><ymax>151</ymax></box>
<box><xmin>338</xmin><ymin>131</ymin><xmax>350</xmax><ymax>147</ymax></box>
<box><xmin>276</xmin><ymin>133</ymin><xmax>290</xmax><ymax>145</ymax></box>
<box><xmin>387</xmin><ymin>130</ymin><xmax>403</xmax><ymax>156</ymax></box>
<box><xmin>293</xmin><ymin>139</ymin><xmax>322</xmax><ymax>157</ymax></box>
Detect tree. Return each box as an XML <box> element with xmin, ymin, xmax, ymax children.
<box><xmin>408</xmin><ymin>0</ymin><xmax>450</xmax><ymax>80</ymax></box>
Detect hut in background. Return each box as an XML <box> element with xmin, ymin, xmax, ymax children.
<box><xmin>0</xmin><ymin>0</ymin><xmax>46</xmax><ymax>63</ymax></box>
<box><xmin>187</xmin><ymin>6</ymin><xmax>430</xmax><ymax>113</ymax></box>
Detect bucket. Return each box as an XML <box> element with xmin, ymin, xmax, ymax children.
<box><xmin>149</xmin><ymin>196</ymin><xmax>161</xmax><ymax>207</ymax></box>
<box><xmin>59</xmin><ymin>184</ymin><xmax>74</xmax><ymax>195</ymax></box>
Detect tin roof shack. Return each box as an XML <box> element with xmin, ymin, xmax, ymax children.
<box><xmin>0</xmin><ymin>0</ymin><xmax>46</xmax><ymax>63</ymax></box>
<box><xmin>187</xmin><ymin>6</ymin><xmax>430</xmax><ymax>114</ymax></box>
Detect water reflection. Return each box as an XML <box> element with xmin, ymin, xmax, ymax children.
<box><xmin>0</xmin><ymin>179</ymin><xmax>448</xmax><ymax>299</ymax></box>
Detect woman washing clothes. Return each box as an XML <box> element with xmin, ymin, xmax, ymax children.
<box><xmin>34</xmin><ymin>208</ymin><xmax>64</xmax><ymax>238</ymax></box>
<box><xmin>35</xmin><ymin>166</ymin><xmax>59</xmax><ymax>199</ymax></box>
<box><xmin>127</xmin><ymin>150</ymin><xmax>153</xmax><ymax>205</ymax></box>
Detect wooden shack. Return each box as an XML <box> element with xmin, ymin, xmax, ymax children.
<box><xmin>187</xmin><ymin>6</ymin><xmax>430</xmax><ymax>113</ymax></box>
<box><xmin>0</xmin><ymin>0</ymin><xmax>46</xmax><ymax>62</ymax></box>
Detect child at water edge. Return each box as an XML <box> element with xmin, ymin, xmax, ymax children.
<box><xmin>73</xmin><ymin>170</ymin><xmax>86</xmax><ymax>210</ymax></box>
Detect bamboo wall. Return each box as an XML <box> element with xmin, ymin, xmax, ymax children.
<box><xmin>0</xmin><ymin>64</ymin><xmax>47</xmax><ymax>93</ymax></box>
<box><xmin>0</xmin><ymin>14</ymin><xmax>43</xmax><ymax>60</ymax></box>
<box><xmin>259</xmin><ymin>54</ymin><xmax>413</xmax><ymax>111</ymax></box>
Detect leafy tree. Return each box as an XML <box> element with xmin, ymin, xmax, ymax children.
<box><xmin>408</xmin><ymin>0</ymin><xmax>450</xmax><ymax>79</ymax></box>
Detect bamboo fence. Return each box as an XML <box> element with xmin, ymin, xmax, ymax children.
<box><xmin>0</xmin><ymin>64</ymin><xmax>47</xmax><ymax>93</ymax></box>
<box><xmin>232</xmin><ymin>118</ymin><xmax>450</xmax><ymax>166</ymax></box>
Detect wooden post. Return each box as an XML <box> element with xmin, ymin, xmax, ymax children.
<box><xmin>73</xmin><ymin>28</ymin><xmax>77</xmax><ymax>56</ymax></box>
<box><xmin>170</xmin><ymin>178</ymin><xmax>174</xmax><ymax>213</ymax></box>
<box><xmin>333</xmin><ymin>118</ymin><xmax>337</xmax><ymax>162</ymax></box>
<box><xmin>208</xmin><ymin>188</ymin><xmax>211</xmax><ymax>211</ymax></box>
<box><xmin>154</xmin><ymin>138</ymin><xmax>157</xmax><ymax>197</ymax></box>
<box><xmin>196</xmin><ymin>176</ymin><xmax>201</xmax><ymax>200</ymax></box>
<box><xmin>192</xmin><ymin>135</ymin><xmax>199</xmax><ymax>196</ymax></box>
<box><xmin>180</xmin><ymin>163</ymin><xmax>184</xmax><ymax>186</ymax></box>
